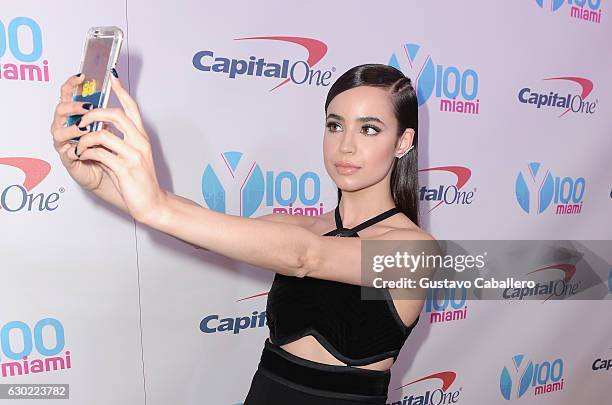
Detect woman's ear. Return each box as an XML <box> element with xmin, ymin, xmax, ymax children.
<box><xmin>396</xmin><ymin>128</ymin><xmax>415</xmax><ymax>156</ymax></box>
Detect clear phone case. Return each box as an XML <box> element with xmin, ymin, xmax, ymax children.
<box><xmin>67</xmin><ymin>26</ymin><xmax>124</xmax><ymax>144</ymax></box>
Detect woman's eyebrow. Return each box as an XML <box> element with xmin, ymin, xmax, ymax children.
<box><xmin>357</xmin><ymin>116</ymin><xmax>385</xmax><ymax>126</ymax></box>
<box><xmin>326</xmin><ymin>113</ymin><xmax>386</xmax><ymax>126</ymax></box>
<box><xmin>326</xmin><ymin>113</ymin><xmax>344</xmax><ymax>121</ymax></box>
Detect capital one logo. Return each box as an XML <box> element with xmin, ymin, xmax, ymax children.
<box><xmin>200</xmin><ymin>292</ymin><xmax>268</xmax><ymax>336</ymax></box>
<box><xmin>388</xmin><ymin>43</ymin><xmax>480</xmax><ymax>115</ymax></box>
<box><xmin>0</xmin><ymin>157</ymin><xmax>63</xmax><ymax>213</ymax></box>
<box><xmin>517</xmin><ymin>77</ymin><xmax>597</xmax><ymax>117</ymax></box>
<box><xmin>499</xmin><ymin>354</ymin><xmax>565</xmax><ymax>400</ymax></box>
<box><xmin>515</xmin><ymin>162</ymin><xmax>585</xmax><ymax>215</ymax></box>
<box><xmin>0</xmin><ymin>17</ymin><xmax>49</xmax><ymax>82</ymax></box>
<box><xmin>535</xmin><ymin>0</ymin><xmax>602</xmax><ymax>23</ymax></box>
<box><xmin>389</xmin><ymin>371</ymin><xmax>462</xmax><ymax>404</ymax></box>
<box><xmin>418</xmin><ymin>166</ymin><xmax>476</xmax><ymax>212</ymax></box>
<box><xmin>503</xmin><ymin>262</ymin><xmax>581</xmax><ymax>302</ymax></box>
<box><xmin>201</xmin><ymin>151</ymin><xmax>322</xmax><ymax>217</ymax></box>
<box><xmin>192</xmin><ymin>36</ymin><xmax>334</xmax><ymax>91</ymax></box>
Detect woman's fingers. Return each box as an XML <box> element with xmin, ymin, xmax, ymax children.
<box><xmin>76</xmin><ymin>143</ymin><xmax>124</xmax><ymax>175</ymax></box>
<box><xmin>76</xmin><ymin>129</ymin><xmax>137</xmax><ymax>163</ymax></box>
<box><xmin>109</xmin><ymin>75</ymin><xmax>147</xmax><ymax>136</ymax></box>
<box><xmin>54</xmin><ymin>73</ymin><xmax>153</xmax><ymax>166</ymax></box>
<box><xmin>78</xmin><ymin>107</ymin><xmax>147</xmax><ymax>150</ymax></box>
<box><xmin>60</xmin><ymin>74</ymin><xmax>84</xmax><ymax>102</ymax></box>
<box><xmin>52</xmin><ymin>101</ymin><xmax>92</xmax><ymax>130</ymax></box>
<box><xmin>51</xmin><ymin>74</ymin><xmax>96</xmax><ymax>134</ymax></box>
<box><xmin>55</xmin><ymin>142</ymin><xmax>79</xmax><ymax>167</ymax></box>
<box><xmin>52</xmin><ymin>75</ymin><xmax>85</xmax><ymax>128</ymax></box>
<box><xmin>52</xmin><ymin>119</ymin><xmax>90</xmax><ymax>147</ymax></box>
<box><xmin>55</xmin><ymin>101</ymin><xmax>93</xmax><ymax>119</ymax></box>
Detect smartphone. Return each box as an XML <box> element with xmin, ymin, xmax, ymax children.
<box><xmin>66</xmin><ymin>26</ymin><xmax>124</xmax><ymax>144</ymax></box>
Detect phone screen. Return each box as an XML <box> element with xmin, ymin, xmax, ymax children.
<box><xmin>66</xmin><ymin>36</ymin><xmax>114</xmax><ymax>129</ymax></box>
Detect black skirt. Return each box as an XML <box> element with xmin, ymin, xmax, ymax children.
<box><xmin>244</xmin><ymin>338</ymin><xmax>391</xmax><ymax>405</ymax></box>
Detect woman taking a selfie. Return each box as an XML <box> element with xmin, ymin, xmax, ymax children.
<box><xmin>50</xmin><ymin>63</ymin><xmax>434</xmax><ymax>405</ymax></box>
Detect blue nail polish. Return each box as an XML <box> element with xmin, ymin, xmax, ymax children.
<box><xmin>82</xmin><ymin>102</ymin><xmax>93</xmax><ymax>110</ymax></box>
<box><xmin>111</xmin><ymin>68</ymin><xmax>119</xmax><ymax>78</ymax></box>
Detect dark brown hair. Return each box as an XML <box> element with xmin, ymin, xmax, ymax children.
<box><xmin>324</xmin><ymin>63</ymin><xmax>420</xmax><ymax>226</ymax></box>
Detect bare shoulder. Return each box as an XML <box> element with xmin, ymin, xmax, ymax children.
<box><xmin>380</xmin><ymin>220</ymin><xmax>437</xmax><ymax>327</ymax></box>
<box><xmin>368</xmin><ymin>211</ymin><xmax>435</xmax><ymax>242</ymax></box>
<box><xmin>379</xmin><ymin>227</ymin><xmax>436</xmax><ymax>241</ymax></box>
<box><xmin>376</xmin><ymin>223</ymin><xmax>438</xmax><ymax>258</ymax></box>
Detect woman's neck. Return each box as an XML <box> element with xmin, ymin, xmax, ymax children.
<box><xmin>337</xmin><ymin>184</ymin><xmax>396</xmax><ymax>229</ymax></box>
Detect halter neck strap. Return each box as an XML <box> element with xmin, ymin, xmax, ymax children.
<box><xmin>326</xmin><ymin>191</ymin><xmax>400</xmax><ymax>236</ymax></box>
<box><xmin>333</xmin><ymin>204</ymin><xmax>401</xmax><ymax>234</ymax></box>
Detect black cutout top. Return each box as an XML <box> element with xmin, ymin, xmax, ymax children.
<box><xmin>266</xmin><ymin>197</ymin><xmax>420</xmax><ymax>366</ymax></box>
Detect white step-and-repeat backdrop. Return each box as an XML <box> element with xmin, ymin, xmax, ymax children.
<box><xmin>1</xmin><ymin>0</ymin><xmax>611</xmax><ymax>404</ymax></box>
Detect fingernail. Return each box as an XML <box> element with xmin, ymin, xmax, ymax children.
<box><xmin>75</xmin><ymin>145</ymin><xmax>80</xmax><ymax>158</ymax></box>
<box><xmin>78</xmin><ymin>125</ymin><xmax>89</xmax><ymax>132</ymax></box>
<box><xmin>76</xmin><ymin>73</ymin><xmax>82</xmax><ymax>77</ymax></box>
<box><xmin>82</xmin><ymin>102</ymin><xmax>93</xmax><ymax>110</ymax></box>
<box><xmin>74</xmin><ymin>116</ymin><xmax>82</xmax><ymax>126</ymax></box>
<box><xmin>111</xmin><ymin>68</ymin><xmax>119</xmax><ymax>78</ymax></box>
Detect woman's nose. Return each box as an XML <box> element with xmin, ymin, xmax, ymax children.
<box><xmin>339</xmin><ymin>131</ymin><xmax>356</xmax><ymax>153</ymax></box>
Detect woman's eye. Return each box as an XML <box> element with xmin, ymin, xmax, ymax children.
<box><xmin>326</xmin><ymin>122</ymin><xmax>341</xmax><ymax>131</ymax></box>
<box><xmin>325</xmin><ymin>122</ymin><xmax>379</xmax><ymax>135</ymax></box>
<box><xmin>363</xmin><ymin>125</ymin><xmax>379</xmax><ymax>136</ymax></box>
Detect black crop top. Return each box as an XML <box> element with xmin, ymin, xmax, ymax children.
<box><xmin>265</xmin><ymin>200</ymin><xmax>420</xmax><ymax>366</ymax></box>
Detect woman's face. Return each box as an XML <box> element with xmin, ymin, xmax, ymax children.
<box><xmin>323</xmin><ymin>85</ymin><xmax>412</xmax><ymax>191</ymax></box>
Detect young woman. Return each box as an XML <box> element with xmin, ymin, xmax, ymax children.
<box><xmin>50</xmin><ymin>63</ymin><xmax>434</xmax><ymax>404</ymax></box>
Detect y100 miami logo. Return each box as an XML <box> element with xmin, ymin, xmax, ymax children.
<box><xmin>500</xmin><ymin>355</ymin><xmax>565</xmax><ymax>400</ymax></box>
<box><xmin>535</xmin><ymin>0</ymin><xmax>602</xmax><ymax>24</ymax></box>
<box><xmin>425</xmin><ymin>288</ymin><xmax>468</xmax><ymax>325</ymax></box>
<box><xmin>0</xmin><ymin>17</ymin><xmax>49</xmax><ymax>82</ymax></box>
<box><xmin>389</xmin><ymin>43</ymin><xmax>480</xmax><ymax>115</ymax></box>
<box><xmin>0</xmin><ymin>157</ymin><xmax>64</xmax><ymax>213</ymax></box>
<box><xmin>418</xmin><ymin>166</ymin><xmax>476</xmax><ymax>212</ymax></box>
<box><xmin>517</xmin><ymin>77</ymin><xmax>597</xmax><ymax>117</ymax></box>
<box><xmin>193</xmin><ymin>36</ymin><xmax>333</xmax><ymax>91</ymax></box>
<box><xmin>200</xmin><ymin>292</ymin><xmax>267</xmax><ymax>335</ymax></box>
<box><xmin>515</xmin><ymin>162</ymin><xmax>585</xmax><ymax>215</ymax></box>
<box><xmin>0</xmin><ymin>318</ymin><xmax>71</xmax><ymax>377</ymax></box>
<box><xmin>201</xmin><ymin>151</ymin><xmax>323</xmax><ymax>217</ymax></box>
<box><xmin>388</xmin><ymin>371</ymin><xmax>462</xmax><ymax>405</ymax></box>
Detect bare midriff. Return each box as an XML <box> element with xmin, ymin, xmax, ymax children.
<box><xmin>280</xmin><ymin>335</ymin><xmax>395</xmax><ymax>371</ymax></box>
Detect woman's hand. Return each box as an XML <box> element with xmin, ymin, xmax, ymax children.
<box><xmin>51</xmin><ymin>74</ymin><xmax>109</xmax><ymax>192</ymax></box>
<box><xmin>73</xmin><ymin>74</ymin><xmax>167</xmax><ymax>225</ymax></box>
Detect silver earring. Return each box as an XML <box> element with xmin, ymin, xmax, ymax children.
<box><xmin>396</xmin><ymin>145</ymin><xmax>414</xmax><ymax>159</ymax></box>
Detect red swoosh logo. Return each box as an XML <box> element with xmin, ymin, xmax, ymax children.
<box><xmin>233</xmin><ymin>36</ymin><xmax>328</xmax><ymax>91</ymax></box>
<box><xmin>418</xmin><ymin>166</ymin><xmax>472</xmax><ymax>212</ymax></box>
<box><xmin>543</xmin><ymin>76</ymin><xmax>594</xmax><ymax>117</ymax></box>
<box><xmin>236</xmin><ymin>291</ymin><xmax>269</xmax><ymax>302</ymax></box>
<box><xmin>395</xmin><ymin>371</ymin><xmax>457</xmax><ymax>391</ymax></box>
<box><xmin>0</xmin><ymin>157</ymin><xmax>50</xmax><ymax>191</ymax></box>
